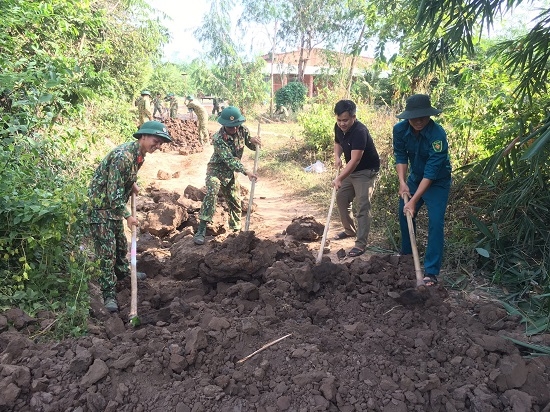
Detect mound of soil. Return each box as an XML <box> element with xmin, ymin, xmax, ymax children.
<box><xmin>162</xmin><ymin>118</ymin><xmax>204</xmax><ymax>155</ymax></box>
<box><xmin>1</xmin><ymin>158</ymin><xmax>550</xmax><ymax>412</ymax></box>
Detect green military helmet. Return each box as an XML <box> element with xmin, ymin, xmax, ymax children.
<box><xmin>218</xmin><ymin>106</ymin><xmax>245</xmax><ymax>127</ymax></box>
<box><xmin>133</xmin><ymin>120</ymin><xmax>173</xmax><ymax>143</ymax></box>
<box><xmin>186</xmin><ymin>95</ymin><xmax>194</xmax><ymax>100</ymax></box>
<box><xmin>141</xmin><ymin>90</ymin><xmax>151</xmax><ymax>96</ymax></box>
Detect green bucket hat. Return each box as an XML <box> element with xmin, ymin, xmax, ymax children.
<box><xmin>133</xmin><ymin>121</ymin><xmax>172</xmax><ymax>143</ymax></box>
<box><xmin>217</xmin><ymin>106</ymin><xmax>245</xmax><ymax>127</ymax></box>
<box><xmin>141</xmin><ymin>90</ymin><xmax>151</xmax><ymax>96</ymax></box>
<box><xmin>396</xmin><ymin>94</ymin><xmax>442</xmax><ymax>119</ymax></box>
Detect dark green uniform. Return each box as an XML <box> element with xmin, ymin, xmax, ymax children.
<box><xmin>198</xmin><ymin>126</ymin><xmax>257</xmax><ymax>231</ymax></box>
<box><xmin>88</xmin><ymin>140</ymin><xmax>143</xmax><ymax>300</ymax></box>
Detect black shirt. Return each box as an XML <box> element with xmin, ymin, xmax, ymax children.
<box><xmin>334</xmin><ymin>120</ymin><xmax>380</xmax><ymax>172</ymax></box>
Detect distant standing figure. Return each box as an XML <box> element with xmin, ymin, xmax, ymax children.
<box><xmin>137</xmin><ymin>90</ymin><xmax>153</xmax><ymax>126</ymax></box>
<box><xmin>393</xmin><ymin>94</ymin><xmax>452</xmax><ymax>287</ymax></box>
<box><xmin>193</xmin><ymin>106</ymin><xmax>261</xmax><ymax>245</ymax></box>
<box><xmin>152</xmin><ymin>93</ymin><xmax>163</xmax><ymax>119</ymax></box>
<box><xmin>165</xmin><ymin>93</ymin><xmax>178</xmax><ymax>119</ymax></box>
<box><xmin>88</xmin><ymin>121</ymin><xmax>172</xmax><ymax>312</ymax></box>
<box><xmin>212</xmin><ymin>97</ymin><xmax>221</xmax><ymax>116</ymax></box>
<box><xmin>186</xmin><ymin>96</ymin><xmax>210</xmax><ymax>145</ymax></box>
<box><xmin>332</xmin><ymin>99</ymin><xmax>380</xmax><ymax>258</ymax></box>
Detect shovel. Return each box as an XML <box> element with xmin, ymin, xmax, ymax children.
<box><xmin>244</xmin><ymin>122</ymin><xmax>261</xmax><ymax>232</ymax></box>
<box><xmin>396</xmin><ymin>192</ymin><xmax>428</xmax><ymax>304</ymax></box>
<box><xmin>316</xmin><ymin>169</ymin><xmax>339</xmax><ymax>264</ymax></box>
<box><xmin>129</xmin><ymin>193</ymin><xmax>140</xmax><ymax>327</ymax></box>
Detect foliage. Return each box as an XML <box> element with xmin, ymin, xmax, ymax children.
<box><xmin>0</xmin><ymin>0</ymin><xmax>167</xmax><ymax>337</ymax></box>
<box><xmin>193</xmin><ymin>1</ymin><xmax>269</xmax><ymax>112</ymax></box>
<box><xmin>148</xmin><ymin>62</ymin><xmax>190</xmax><ymax>97</ymax></box>
<box><xmin>297</xmin><ymin>103</ymin><xmax>334</xmax><ymax>156</ymax></box>
<box><xmin>275</xmin><ymin>82</ymin><xmax>307</xmax><ymax>112</ymax></box>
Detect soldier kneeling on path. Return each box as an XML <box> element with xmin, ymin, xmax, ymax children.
<box><xmin>87</xmin><ymin>121</ymin><xmax>173</xmax><ymax>312</ymax></box>
<box><xmin>194</xmin><ymin>106</ymin><xmax>261</xmax><ymax>245</ymax></box>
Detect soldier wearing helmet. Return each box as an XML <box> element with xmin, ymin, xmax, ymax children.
<box><xmin>88</xmin><ymin>121</ymin><xmax>173</xmax><ymax>312</ymax></box>
<box><xmin>194</xmin><ymin>106</ymin><xmax>261</xmax><ymax>245</ymax></box>
<box><xmin>137</xmin><ymin>90</ymin><xmax>153</xmax><ymax>126</ymax></box>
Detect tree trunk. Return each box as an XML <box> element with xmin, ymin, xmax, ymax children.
<box><xmin>269</xmin><ymin>21</ymin><xmax>278</xmax><ymax>118</ymax></box>
<box><xmin>345</xmin><ymin>21</ymin><xmax>367</xmax><ymax>99</ymax></box>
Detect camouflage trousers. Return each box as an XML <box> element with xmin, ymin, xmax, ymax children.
<box><xmin>90</xmin><ymin>219</ymin><xmax>129</xmax><ymax>300</ymax></box>
<box><xmin>170</xmin><ymin>107</ymin><xmax>178</xmax><ymax>118</ymax></box>
<box><xmin>198</xmin><ymin>174</ymin><xmax>241</xmax><ymax>230</ymax></box>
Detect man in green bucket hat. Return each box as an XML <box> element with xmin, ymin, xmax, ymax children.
<box><xmin>194</xmin><ymin>106</ymin><xmax>261</xmax><ymax>245</ymax></box>
<box><xmin>393</xmin><ymin>94</ymin><xmax>452</xmax><ymax>287</ymax></box>
<box><xmin>137</xmin><ymin>90</ymin><xmax>153</xmax><ymax>126</ymax></box>
<box><xmin>88</xmin><ymin>121</ymin><xmax>172</xmax><ymax>312</ymax></box>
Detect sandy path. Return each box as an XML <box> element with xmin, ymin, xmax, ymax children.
<box><xmin>138</xmin><ymin>143</ymin><xmax>357</xmax><ymax>259</ymax></box>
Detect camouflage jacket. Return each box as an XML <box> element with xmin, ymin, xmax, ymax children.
<box><xmin>207</xmin><ymin>126</ymin><xmax>257</xmax><ymax>182</ymax></box>
<box><xmin>152</xmin><ymin>97</ymin><xmax>162</xmax><ymax>109</ymax></box>
<box><xmin>88</xmin><ymin>140</ymin><xmax>144</xmax><ymax>222</ymax></box>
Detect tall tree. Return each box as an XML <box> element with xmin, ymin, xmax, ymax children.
<box><xmin>193</xmin><ymin>0</ymin><xmax>269</xmax><ymax>111</ymax></box>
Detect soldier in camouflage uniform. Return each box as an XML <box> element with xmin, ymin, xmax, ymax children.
<box><xmin>194</xmin><ymin>106</ymin><xmax>261</xmax><ymax>245</ymax></box>
<box><xmin>137</xmin><ymin>90</ymin><xmax>153</xmax><ymax>126</ymax></box>
<box><xmin>88</xmin><ymin>121</ymin><xmax>172</xmax><ymax>312</ymax></box>
<box><xmin>166</xmin><ymin>93</ymin><xmax>178</xmax><ymax>119</ymax></box>
<box><xmin>186</xmin><ymin>96</ymin><xmax>210</xmax><ymax>145</ymax></box>
<box><xmin>152</xmin><ymin>93</ymin><xmax>163</xmax><ymax>119</ymax></box>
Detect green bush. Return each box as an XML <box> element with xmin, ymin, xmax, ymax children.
<box><xmin>297</xmin><ymin>103</ymin><xmax>334</xmax><ymax>155</ymax></box>
<box><xmin>275</xmin><ymin>81</ymin><xmax>307</xmax><ymax>112</ymax></box>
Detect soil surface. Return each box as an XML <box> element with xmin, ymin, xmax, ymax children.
<box><xmin>1</xmin><ymin>122</ymin><xmax>550</xmax><ymax>412</ymax></box>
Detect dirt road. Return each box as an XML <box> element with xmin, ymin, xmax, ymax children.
<box><xmin>1</xmin><ymin>124</ymin><xmax>549</xmax><ymax>412</ymax></box>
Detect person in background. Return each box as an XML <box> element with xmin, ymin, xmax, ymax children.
<box><xmin>393</xmin><ymin>94</ymin><xmax>452</xmax><ymax>286</ymax></box>
<box><xmin>137</xmin><ymin>90</ymin><xmax>153</xmax><ymax>126</ymax></box>
<box><xmin>332</xmin><ymin>99</ymin><xmax>380</xmax><ymax>258</ymax></box>
<box><xmin>88</xmin><ymin>121</ymin><xmax>172</xmax><ymax>312</ymax></box>
<box><xmin>194</xmin><ymin>106</ymin><xmax>261</xmax><ymax>245</ymax></box>
<box><xmin>186</xmin><ymin>95</ymin><xmax>210</xmax><ymax>145</ymax></box>
<box><xmin>165</xmin><ymin>93</ymin><xmax>178</xmax><ymax>119</ymax></box>
<box><xmin>212</xmin><ymin>97</ymin><xmax>221</xmax><ymax>116</ymax></box>
<box><xmin>184</xmin><ymin>95</ymin><xmax>194</xmax><ymax>120</ymax></box>
<box><xmin>152</xmin><ymin>93</ymin><xmax>163</xmax><ymax>119</ymax></box>
<box><xmin>275</xmin><ymin>104</ymin><xmax>289</xmax><ymax>121</ymax></box>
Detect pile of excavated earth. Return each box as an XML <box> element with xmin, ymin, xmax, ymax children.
<box><xmin>161</xmin><ymin>119</ymin><xmax>203</xmax><ymax>155</ymax></box>
<box><xmin>1</xmin><ymin>129</ymin><xmax>550</xmax><ymax>412</ymax></box>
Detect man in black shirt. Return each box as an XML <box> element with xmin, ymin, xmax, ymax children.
<box><xmin>332</xmin><ymin>100</ymin><xmax>380</xmax><ymax>257</ymax></box>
